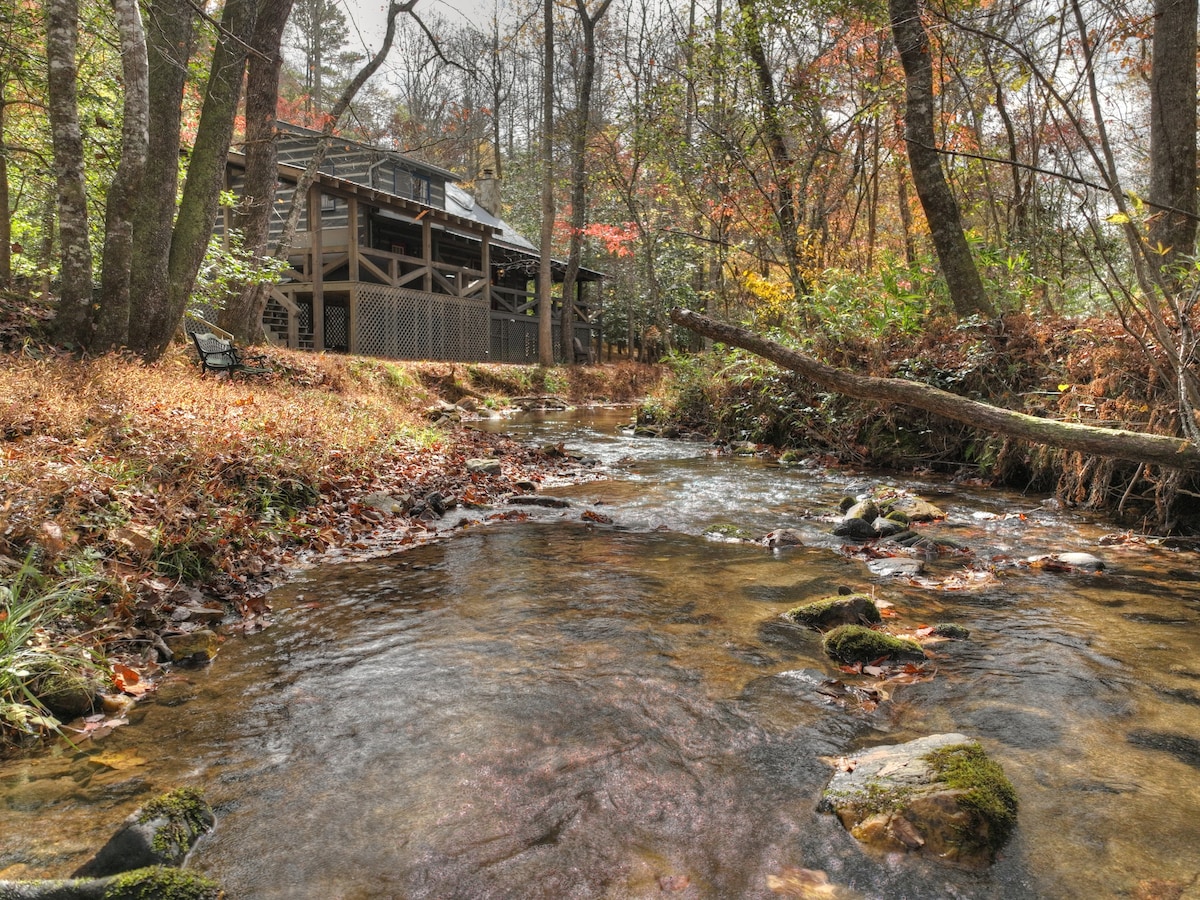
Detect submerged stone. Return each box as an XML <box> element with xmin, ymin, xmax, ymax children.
<box><xmin>762</xmin><ymin>528</ymin><xmax>805</xmax><ymax>548</ymax></box>
<box><xmin>704</xmin><ymin>523</ymin><xmax>754</xmax><ymax>542</ymax></box>
<box><xmin>822</xmin><ymin>625</ymin><xmax>924</xmax><ymax>664</ymax></box>
<box><xmin>866</xmin><ymin>557</ymin><xmax>924</xmax><ymax>578</ymax></box>
<box><xmin>820</xmin><ymin>733</ymin><xmax>1018</xmax><ymax>868</ymax></box>
<box><xmin>932</xmin><ymin>623</ymin><xmax>971</xmax><ymax>640</ymax></box>
<box><xmin>784</xmin><ymin>594</ymin><xmax>881</xmax><ymax>630</ymax></box>
<box><xmin>162</xmin><ymin>630</ymin><xmax>220</xmax><ymax>665</ymax></box>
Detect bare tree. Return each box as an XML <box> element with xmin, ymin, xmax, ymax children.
<box><xmin>888</xmin><ymin>0</ymin><xmax>996</xmax><ymax>319</ymax></box>
<box><xmin>538</xmin><ymin>0</ymin><xmax>556</xmax><ymax>366</ymax></box>
<box><xmin>559</xmin><ymin>0</ymin><xmax>613</xmax><ymax>363</ymax></box>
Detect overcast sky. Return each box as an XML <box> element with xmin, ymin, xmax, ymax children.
<box><xmin>343</xmin><ymin>0</ymin><xmax>502</xmax><ymax>54</ymax></box>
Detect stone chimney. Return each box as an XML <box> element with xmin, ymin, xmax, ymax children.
<box><xmin>477</xmin><ymin>167</ymin><xmax>500</xmax><ymax>217</ymax></box>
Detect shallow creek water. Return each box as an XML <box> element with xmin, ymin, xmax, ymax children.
<box><xmin>3</xmin><ymin>408</ymin><xmax>1200</xmax><ymax>899</ymax></box>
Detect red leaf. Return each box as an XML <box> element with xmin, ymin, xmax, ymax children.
<box><xmin>112</xmin><ymin>663</ymin><xmax>149</xmax><ymax>696</ymax></box>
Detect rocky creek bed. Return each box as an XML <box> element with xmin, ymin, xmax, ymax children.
<box><xmin>3</xmin><ymin>408</ymin><xmax>1200</xmax><ymax>899</ymax></box>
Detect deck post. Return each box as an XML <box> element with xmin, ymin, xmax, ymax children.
<box><xmin>348</xmin><ymin>197</ymin><xmax>360</xmax><ymax>353</ymax></box>
<box><xmin>348</xmin><ymin>196</ymin><xmax>360</xmax><ymax>282</ymax></box>
<box><xmin>309</xmin><ymin>183</ymin><xmax>325</xmax><ymax>351</ymax></box>
<box><xmin>482</xmin><ymin>230</ymin><xmax>491</xmax><ymax>309</ymax></box>
<box><xmin>422</xmin><ymin>217</ymin><xmax>433</xmax><ymax>292</ymax></box>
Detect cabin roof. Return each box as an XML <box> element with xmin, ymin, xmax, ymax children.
<box><xmin>273</xmin><ymin>122</ymin><xmax>462</xmax><ymax>182</ymax></box>
<box><xmin>224</xmin><ymin>135</ymin><xmax>604</xmax><ymax>281</ymax></box>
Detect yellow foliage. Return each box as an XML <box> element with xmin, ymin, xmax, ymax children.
<box><xmin>740</xmin><ymin>271</ymin><xmax>795</xmax><ymax>321</ymax></box>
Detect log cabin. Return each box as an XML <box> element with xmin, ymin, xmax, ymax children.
<box><xmin>217</xmin><ymin>123</ymin><xmax>603</xmax><ymax>363</ymax></box>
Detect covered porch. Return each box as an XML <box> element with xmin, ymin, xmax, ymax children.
<box><xmin>221</xmin><ymin>157</ymin><xmax>602</xmax><ymax>363</ymax></box>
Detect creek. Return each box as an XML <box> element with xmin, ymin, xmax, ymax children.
<box><xmin>2</xmin><ymin>408</ymin><xmax>1200</xmax><ymax>899</ymax></box>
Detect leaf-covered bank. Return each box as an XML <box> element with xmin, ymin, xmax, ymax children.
<box><xmin>0</xmin><ymin>306</ymin><xmax>662</xmax><ymax>754</ymax></box>
<box><xmin>642</xmin><ymin>313</ymin><xmax>1200</xmax><ymax>531</ymax></box>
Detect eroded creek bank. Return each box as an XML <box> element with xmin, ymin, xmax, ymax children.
<box><xmin>3</xmin><ymin>407</ymin><xmax>1200</xmax><ymax>899</ymax></box>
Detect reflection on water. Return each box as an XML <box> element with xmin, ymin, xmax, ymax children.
<box><xmin>2</xmin><ymin>409</ymin><xmax>1200</xmax><ymax>898</ymax></box>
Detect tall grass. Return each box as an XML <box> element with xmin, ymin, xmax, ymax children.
<box><xmin>1</xmin><ymin>558</ymin><xmax>103</xmax><ymax>747</ymax></box>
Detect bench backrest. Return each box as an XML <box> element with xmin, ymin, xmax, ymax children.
<box><xmin>190</xmin><ymin>331</ymin><xmax>238</xmax><ymax>370</ymax></box>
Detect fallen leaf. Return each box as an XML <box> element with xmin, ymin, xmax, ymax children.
<box><xmin>112</xmin><ymin>663</ymin><xmax>149</xmax><ymax>696</ymax></box>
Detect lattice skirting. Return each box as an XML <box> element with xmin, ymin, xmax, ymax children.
<box><xmin>358</xmin><ymin>286</ymin><xmax>490</xmax><ymax>361</ymax></box>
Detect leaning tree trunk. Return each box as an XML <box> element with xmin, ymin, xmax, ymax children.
<box><xmin>670</xmin><ymin>307</ymin><xmax>1200</xmax><ymax>471</ymax></box>
<box><xmin>46</xmin><ymin>0</ymin><xmax>95</xmax><ymax>349</ymax></box>
<box><xmin>217</xmin><ymin>0</ymin><xmax>296</xmax><ymax>343</ymax></box>
<box><xmin>888</xmin><ymin>0</ymin><xmax>995</xmax><ymax>320</ymax></box>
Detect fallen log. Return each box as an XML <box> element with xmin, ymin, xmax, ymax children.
<box><xmin>669</xmin><ymin>307</ymin><xmax>1200</xmax><ymax>472</ymax></box>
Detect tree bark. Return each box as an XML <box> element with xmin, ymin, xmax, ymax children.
<box><xmin>218</xmin><ymin>0</ymin><xmax>296</xmax><ymax>343</ymax></box>
<box><xmin>670</xmin><ymin>307</ymin><xmax>1200</xmax><ymax>471</ymax></box>
<box><xmin>0</xmin><ymin>87</ymin><xmax>11</xmax><ymax>287</ymax></box>
<box><xmin>559</xmin><ymin>0</ymin><xmax>612</xmax><ymax>363</ymax></box>
<box><xmin>1147</xmin><ymin>0</ymin><xmax>1198</xmax><ymax>273</ymax></box>
<box><xmin>132</xmin><ymin>0</ymin><xmax>260</xmax><ymax>360</ymax></box>
<box><xmin>126</xmin><ymin>0</ymin><xmax>194</xmax><ymax>354</ymax></box>
<box><xmin>46</xmin><ymin>0</ymin><xmax>94</xmax><ymax>348</ymax></box>
<box><xmin>887</xmin><ymin>0</ymin><xmax>995</xmax><ymax>319</ymax></box>
<box><xmin>537</xmin><ymin>0</ymin><xmax>556</xmax><ymax>367</ymax></box>
<box><xmin>93</xmin><ymin>0</ymin><xmax>149</xmax><ymax>350</ymax></box>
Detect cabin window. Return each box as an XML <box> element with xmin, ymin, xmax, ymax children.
<box><xmin>411</xmin><ymin>175</ymin><xmax>431</xmax><ymax>204</ymax></box>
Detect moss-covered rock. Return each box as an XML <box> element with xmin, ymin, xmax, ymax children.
<box><xmin>784</xmin><ymin>594</ymin><xmax>881</xmax><ymax>630</ymax></box>
<box><xmin>0</xmin><ymin>867</ymin><xmax>221</xmax><ymax>900</ymax></box>
<box><xmin>843</xmin><ymin>499</ymin><xmax>880</xmax><ymax>522</ymax></box>
<box><xmin>924</xmin><ymin>742</ymin><xmax>1019</xmax><ymax>855</ymax></box>
<box><xmin>884</xmin><ymin>495</ymin><xmax>945</xmax><ymax>522</ymax></box>
<box><xmin>74</xmin><ymin>788</ymin><xmax>214</xmax><ymax>878</ymax></box>
<box><xmin>29</xmin><ymin>665</ymin><xmax>100</xmax><ymax>720</ymax></box>
<box><xmin>830</xmin><ymin>517</ymin><xmax>878</xmax><ymax>540</ymax></box>
<box><xmin>102</xmin><ymin>867</ymin><xmax>222</xmax><ymax>900</ymax></box>
<box><xmin>162</xmin><ymin>630</ymin><xmax>220</xmax><ymax>665</ymax></box>
<box><xmin>819</xmin><ymin>733</ymin><xmax>1018</xmax><ymax>868</ymax></box>
<box><xmin>703</xmin><ymin>523</ymin><xmax>754</xmax><ymax>541</ymax></box>
<box><xmin>822</xmin><ymin>625</ymin><xmax>924</xmax><ymax>664</ymax></box>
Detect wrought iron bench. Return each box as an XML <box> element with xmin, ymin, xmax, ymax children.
<box><xmin>189</xmin><ymin>331</ymin><xmax>272</xmax><ymax>377</ymax></box>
